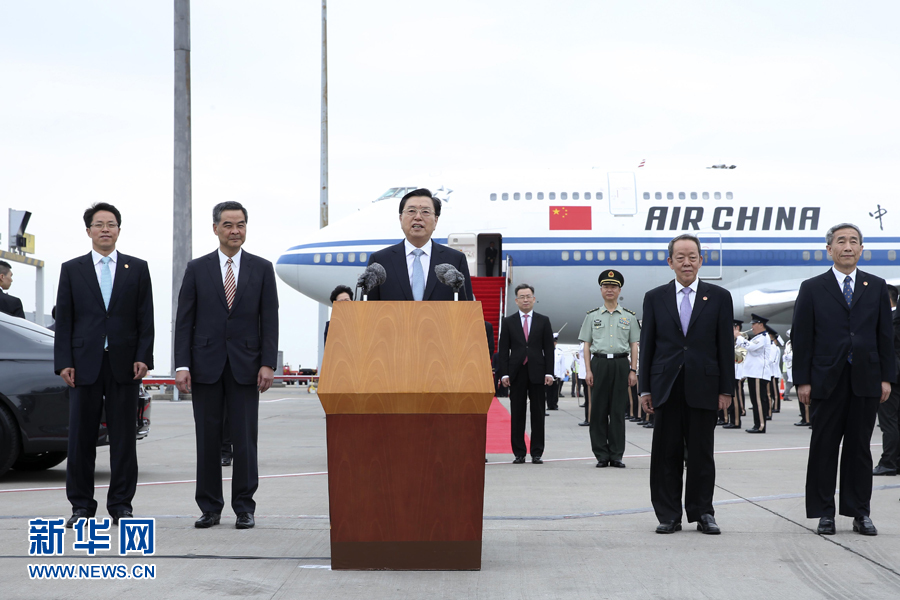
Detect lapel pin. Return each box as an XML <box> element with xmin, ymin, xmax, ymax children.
<box><xmin>124</xmin><ymin>264</ymin><xmax>129</xmax><ymax>269</ymax></box>
<box><xmin>863</xmin><ymin>281</ymin><xmax>868</xmax><ymax>286</ymax></box>
<box><xmin>703</xmin><ymin>296</ymin><xmax>708</xmax><ymax>301</ymax></box>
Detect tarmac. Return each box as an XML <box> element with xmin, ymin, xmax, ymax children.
<box><xmin>2</xmin><ymin>386</ymin><xmax>899</xmax><ymax>599</ymax></box>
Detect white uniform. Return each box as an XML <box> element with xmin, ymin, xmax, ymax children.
<box><xmin>735</xmin><ymin>336</ymin><xmax>749</xmax><ymax>379</ymax></box>
<box><xmin>553</xmin><ymin>348</ymin><xmax>568</xmax><ymax>379</ymax></box>
<box><xmin>783</xmin><ymin>341</ymin><xmax>793</xmax><ymax>382</ymax></box>
<box><xmin>742</xmin><ymin>332</ymin><xmax>770</xmax><ymax>379</ymax></box>
<box><xmin>770</xmin><ymin>344</ymin><xmax>782</xmax><ymax>379</ymax></box>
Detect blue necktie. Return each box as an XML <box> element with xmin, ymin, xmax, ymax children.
<box><xmin>100</xmin><ymin>256</ymin><xmax>112</xmax><ymax>348</ymax></box>
<box><xmin>411</xmin><ymin>249</ymin><xmax>425</xmax><ymax>301</ymax></box>
<box><xmin>679</xmin><ymin>287</ymin><xmax>692</xmax><ymax>336</ymax></box>
<box><xmin>843</xmin><ymin>275</ymin><xmax>853</xmax><ymax>363</ymax></box>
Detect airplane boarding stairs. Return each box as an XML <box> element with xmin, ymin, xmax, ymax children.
<box><xmin>471</xmin><ymin>276</ymin><xmax>505</xmax><ymax>354</ymax></box>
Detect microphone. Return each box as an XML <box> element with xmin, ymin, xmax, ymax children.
<box><xmin>434</xmin><ymin>263</ymin><xmax>467</xmax><ymax>300</ymax></box>
<box><xmin>356</xmin><ymin>263</ymin><xmax>388</xmax><ymax>300</ymax></box>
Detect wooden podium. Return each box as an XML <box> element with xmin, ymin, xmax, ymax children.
<box><xmin>318</xmin><ymin>301</ymin><xmax>494</xmax><ymax>570</ymax></box>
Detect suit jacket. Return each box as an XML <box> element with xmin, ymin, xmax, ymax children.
<box><xmin>792</xmin><ymin>269</ymin><xmax>896</xmax><ymax>399</ymax></box>
<box><xmin>638</xmin><ymin>280</ymin><xmax>734</xmax><ymax>410</ymax></box>
<box><xmin>0</xmin><ymin>291</ymin><xmax>25</xmax><ymax>318</ymax></box>
<box><xmin>174</xmin><ymin>249</ymin><xmax>279</xmax><ymax>386</ymax></box>
<box><xmin>498</xmin><ymin>311</ymin><xmax>554</xmax><ymax>385</ymax></box>
<box><xmin>366</xmin><ymin>241</ymin><xmax>474</xmax><ymax>301</ymax></box>
<box><xmin>892</xmin><ymin>308</ymin><xmax>900</xmax><ymax>370</ymax></box>
<box><xmin>53</xmin><ymin>252</ymin><xmax>154</xmax><ymax>385</ymax></box>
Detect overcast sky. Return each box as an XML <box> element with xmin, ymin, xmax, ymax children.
<box><xmin>1</xmin><ymin>0</ymin><xmax>897</xmax><ymax>372</ymax></box>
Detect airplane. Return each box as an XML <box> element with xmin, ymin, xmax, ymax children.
<box><xmin>275</xmin><ymin>166</ymin><xmax>899</xmax><ymax>345</ymax></box>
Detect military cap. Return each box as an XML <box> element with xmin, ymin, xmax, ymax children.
<box><xmin>733</xmin><ymin>319</ymin><xmax>743</xmax><ymax>327</ymax></box>
<box><xmin>598</xmin><ymin>269</ymin><xmax>624</xmax><ymax>287</ymax></box>
<box><xmin>750</xmin><ymin>313</ymin><xmax>769</xmax><ymax>324</ymax></box>
<box><xmin>765</xmin><ymin>325</ymin><xmax>778</xmax><ymax>337</ymax></box>
<box><xmin>552</xmin><ymin>333</ymin><xmax>559</xmax><ymax>340</ymax></box>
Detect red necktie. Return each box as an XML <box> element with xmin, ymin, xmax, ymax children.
<box><xmin>523</xmin><ymin>314</ymin><xmax>529</xmax><ymax>365</ymax></box>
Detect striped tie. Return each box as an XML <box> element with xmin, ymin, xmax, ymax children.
<box><xmin>224</xmin><ymin>258</ymin><xmax>236</xmax><ymax>310</ymax></box>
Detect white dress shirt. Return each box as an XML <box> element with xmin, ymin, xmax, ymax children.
<box><xmin>219</xmin><ymin>248</ymin><xmax>243</xmax><ymax>284</ymax></box>
<box><xmin>404</xmin><ymin>239</ymin><xmax>432</xmax><ymax>285</ymax></box>
<box><xmin>92</xmin><ymin>249</ymin><xmax>118</xmax><ymax>287</ymax></box>
<box><xmin>675</xmin><ymin>278</ymin><xmax>699</xmax><ymax>312</ymax></box>
<box><xmin>832</xmin><ymin>266</ymin><xmax>857</xmax><ymax>294</ymax></box>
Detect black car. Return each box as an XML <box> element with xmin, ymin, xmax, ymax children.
<box><xmin>0</xmin><ymin>312</ymin><xmax>151</xmax><ymax>478</ymax></box>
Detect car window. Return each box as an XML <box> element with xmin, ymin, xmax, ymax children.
<box><xmin>0</xmin><ymin>316</ymin><xmax>55</xmax><ymax>355</ymax></box>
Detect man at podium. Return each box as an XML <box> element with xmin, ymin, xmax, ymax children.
<box><xmin>366</xmin><ymin>188</ymin><xmax>473</xmax><ymax>301</ymax></box>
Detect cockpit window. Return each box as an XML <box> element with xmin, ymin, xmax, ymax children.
<box><xmin>374</xmin><ymin>187</ymin><xmax>416</xmax><ymax>202</ymax></box>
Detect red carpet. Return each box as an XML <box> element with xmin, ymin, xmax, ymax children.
<box><xmin>485</xmin><ymin>397</ymin><xmax>529</xmax><ymax>454</ymax></box>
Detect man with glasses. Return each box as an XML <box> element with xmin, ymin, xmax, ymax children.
<box><xmin>54</xmin><ymin>203</ymin><xmax>155</xmax><ymax>528</ymax></box>
<box><xmin>366</xmin><ymin>188</ymin><xmax>473</xmax><ymax>302</ymax></box>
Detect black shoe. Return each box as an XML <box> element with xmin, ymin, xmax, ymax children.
<box><xmin>745</xmin><ymin>427</ymin><xmax>765</xmax><ymax>433</ymax></box>
<box><xmin>773</xmin><ymin>410</ymin><xmax>780</xmax><ymax>413</ymax></box>
<box><xmin>236</xmin><ymin>513</ymin><xmax>255</xmax><ymax>529</ymax></box>
<box><xmin>697</xmin><ymin>514</ymin><xmax>721</xmax><ymax>534</ymax></box>
<box><xmin>716</xmin><ymin>420</ymin><xmax>726</xmax><ymax>426</ymax></box>
<box><xmin>610</xmin><ymin>460</ymin><xmax>626</xmax><ymax>468</ymax></box>
<box><xmin>578</xmin><ymin>421</ymin><xmax>590</xmax><ymax>426</ymax></box>
<box><xmin>596</xmin><ymin>460</ymin><xmax>609</xmax><ymax>468</ymax></box>
<box><xmin>873</xmin><ymin>465</ymin><xmax>897</xmax><ymax>476</ymax></box>
<box><xmin>656</xmin><ymin>521</ymin><xmax>682</xmax><ymax>534</ymax></box>
<box><xmin>635</xmin><ymin>420</ymin><xmax>647</xmax><ymax>425</ymax></box>
<box><xmin>532</xmin><ymin>456</ymin><xmax>543</xmax><ymax>464</ymax></box>
<box><xmin>643</xmin><ymin>423</ymin><xmax>654</xmax><ymax>428</ymax></box>
<box><xmin>66</xmin><ymin>509</ymin><xmax>93</xmax><ymax>529</ymax></box>
<box><xmin>765</xmin><ymin>416</ymin><xmax>772</xmax><ymax>421</ymax></box>
<box><xmin>853</xmin><ymin>516</ymin><xmax>877</xmax><ymax>536</ymax></box>
<box><xmin>578</xmin><ymin>404</ymin><xmax>585</xmax><ymax>408</ymax></box>
<box><xmin>194</xmin><ymin>512</ymin><xmax>221</xmax><ymax>528</ymax></box>
<box><xmin>548</xmin><ymin>407</ymin><xmax>559</xmax><ymax>411</ymax></box>
<box><xmin>816</xmin><ymin>517</ymin><xmax>836</xmax><ymax>535</ymax></box>
<box><xmin>794</xmin><ymin>421</ymin><xmax>809</xmax><ymax>426</ymax></box>
<box><xmin>512</xmin><ymin>456</ymin><xmax>526</xmax><ymax>464</ymax></box>
<box><xmin>112</xmin><ymin>510</ymin><xmax>133</xmax><ymax>525</ymax></box>
<box><xmin>221</xmin><ymin>455</ymin><xmax>233</xmax><ymax>467</ymax></box>
<box><xmin>723</xmin><ymin>423</ymin><xmax>740</xmax><ymax>429</ymax></box>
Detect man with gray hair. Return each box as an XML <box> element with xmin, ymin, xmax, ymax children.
<box><xmin>792</xmin><ymin>223</ymin><xmax>895</xmax><ymax>536</ymax></box>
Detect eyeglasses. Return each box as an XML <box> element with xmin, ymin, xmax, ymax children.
<box><xmin>402</xmin><ymin>208</ymin><xmax>434</xmax><ymax>218</ymax></box>
<box><xmin>90</xmin><ymin>222</ymin><xmax>119</xmax><ymax>230</ymax></box>
<box><xmin>516</xmin><ymin>294</ymin><xmax>534</xmax><ymax>300</ymax></box>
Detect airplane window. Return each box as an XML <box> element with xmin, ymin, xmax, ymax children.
<box><xmin>561</xmin><ymin>251</ymin><xmax>569</xmax><ymax>261</ymax></box>
<box><xmin>678</xmin><ymin>192</ymin><xmax>686</xmax><ymax>200</ymax></box>
<box><xmin>549</xmin><ymin>192</ymin><xmax>556</xmax><ymax>200</ymax></box>
<box><xmin>537</xmin><ymin>192</ymin><xmax>544</xmax><ymax>200</ymax></box>
<box><xmin>702</xmin><ymin>192</ymin><xmax>709</xmax><ymax>200</ymax></box>
<box><xmin>657</xmin><ymin>251</ymin><xmax>665</xmax><ymax>261</ymax></box>
<box><xmin>622</xmin><ymin>251</ymin><xmax>629</xmax><ymax>260</ymax></box>
<box><xmin>359</xmin><ymin>252</ymin><xmax>367</xmax><ymax>262</ymax></box>
<box><xmin>585</xmin><ymin>192</ymin><xmax>592</xmax><ymax>200</ymax></box>
<box><xmin>655</xmin><ymin>192</ymin><xmax>662</xmax><ymax>200</ymax></box>
<box><xmin>573</xmin><ymin>192</ymin><xmax>580</xmax><ymax>200</ymax></box>
<box><xmin>691</xmin><ymin>192</ymin><xmax>698</xmax><ymax>200</ymax></box>
<box><xmin>325</xmin><ymin>253</ymin><xmax>332</xmax><ymax>263</ymax></box>
<box><xmin>610</xmin><ymin>251</ymin><xmax>618</xmax><ymax>260</ymax></box>
<box><xmin>814</xmin><ymin>250</ymin><xmax>823</xmax><ymax>261</ymax></box>
<box><xmin>633</xmin><ymin>251</ymin><xmax>641</xmax><ymax>261</ymax></box>
<box><xmin>711</xmin><ymin>250</ymin><xmax>719</xmax><ymax>261</ymax></box>
<box><xmin>643</xmin><ymin>192</ymin><xmax>650</xmax><ymax>200</ymax></box>
<box><xmin>514</xmin><ymin>192</ymin><xmax>521</xmax><ymax>200</ymax></box>
<box><xmin>490</xmin><ymin>193</ymin><xmax>497</xmax><ymax>201</ymax></box>
<box><xmin>375</xmin><ymin>187</ymin><xmax>400</xmax><ymax>202</ymax></box>
<box><xmin>803</xmin><ymin>251</ymin><xmax>810</xmax><ymax>261</ymax></box>
<box><xmin>714</xmin><ymin>192</ymin><xmax>721</xmax><ymax>200</ymax></box>
<box><xmin>597</xmin><ymin>192</ymin><xmax>603</xmax><ymax>199</ymax></box>
<box><xmin>863</xmin><ymin>250</ymin><xmax>872</xmax><ymax>261</ymax></box>
<box><xmin>336</xmin><ymin>253</ymin><xmax>344</xmax><ymax>263</ymax></box>
<box><xmin>348</xmin><ymin>253</ymin><xmax>356</xmax><ymax>262</ymax></box>
<box><xmin>525</xmin><ymin>192</ymin><xmax>533</xmax><ymax>200</ymax></box>
<box><xmin>314</xmin><ymin>253</ymin><xmax>321</xmax><ymax>263</ymax></box>
<box><xmin>586</xmin><ymin>250</ymin><xmax>593</xmax><ymax>260</ymax></box>
<box><xmin>726</xmin><ymin>192</ymin><xmax>733</xmax><ymax>200</ymax></box>
<box><xmin>646</xmin><ymin>251</ymin><xmax>653</xmax><ymax>261</ymax></box>
<box><xmin>561</xmin><ymin>192</ymin><xmax>568</xmax><ymax>200</ymax></box>
<box><xmin>502</xmin><ymin>193</ymin><xmax>509</xmax><ymax>200</ymax></box>
<box><xmin>667</xmin><ymin>192</ymin><xmax>674</xmax><ymax>200</ymax></box>
<box><xmin>889</xmin><ymin>250</ymin><xmax>897</xmax><ymax>261</ymax></box>
<box><xmin>597</xmin><ymin>251</ymin><xmax>605</xmax><ymax>260</ymax></box>
<box><xmin>574</xmin><ymin>251</ymin><xmax>581</xmax><ymax>261</ymax></box>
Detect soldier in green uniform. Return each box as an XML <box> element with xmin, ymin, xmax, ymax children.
<box><xmin>579</xmin><ymin>270</ymin><xmax>640</xmax><ymax>468</ymax></box>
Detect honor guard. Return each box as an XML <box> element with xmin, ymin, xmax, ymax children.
<box><xmin>766</xmin><ymin>326</ymin><xmax>783</xmax><ymax>416</ymax></box>
<box><xmin>726</xmin><ymin>319</ymin><xmax>746</xmax><ymax>429</ymax></box>
<box><xmin>740</xmin><ymin>313</ymin><xmax>771</xmax><ymax>433</ymax></box>
<box><xmin>578</xmin><ymin>270</ymin><xmax>640</xmax><ymax>468</ymax></box>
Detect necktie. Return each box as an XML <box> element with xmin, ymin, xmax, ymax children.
<box><xmin>843</xmin><ymin>275</ymin><xmax>853</xmax><ymax>363</ymax></box>
<box><xmin>411</xmin><ymin>249</ymin><xmax>425</xmax><ymax>301</ymax></box>
<box><xmin>679</xmin><ymin>287</ymin><xmax>692</xmax><ymax>336</ymax></box>
<box><xmin>100</xmin><ymin>257</ymin><xmax>112</xmax><ymax>349</ymax></box>
<box><xmin>522</xmin><ymin>314</ymin><xmax>529</xmax><ymax>365</ymax></box>
<box><xmin>224</xmin><ymin>258</ymin><xmax>236</xmax><ymax>310</ymax></box>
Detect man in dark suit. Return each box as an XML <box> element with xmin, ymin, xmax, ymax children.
<box><xmin>792</xmin><ymin>223</ymin><xmax>895</xmax><ymax>536</ymax></box>
<box><xmin>639</xmin><ymin>234</ymin><xmax>734</xmax><ymax>534</ymax></box>
<box><xmin>484</xmin><ymin>241</ymin><xmax>498</xmax><ymax>277</ymax></box>
<box><xmin>0</xmin><ymin>260</ymin><xmax>25</xmax><ymax>318</ymax></box>
<box><xmin>498</xmin><ymin>284</ymin><xmax>555</xmax><ymax>464</ymax></box>
<box><xmin>54</xmin><ymin>203</ymin><xmax>154</xmax><ymax>527</ymax></box>
<box><xmin>873</xmin><ymin>284</ymin><xmax>900</xmax><ymax>476</ymax></box>
<box><xmin>175</xmin><ymin>201</ymin><xmax>279</xmax><ymax>530</ymax></box>
<box><xmin>367</xmin><ymin>188</ymin><xmax>473</xmax><ymax>302</ymax></box>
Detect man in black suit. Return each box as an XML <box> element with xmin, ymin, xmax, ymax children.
<box><xmin>367</xmin><ymin>188</ymin><xmax>473</xmax><ymax>302</ymax></box>
<box><xmin>54</xmin><ymin>203</ymin><xmax>154</xmax><ymax>527</ymax></box>
<box><xmin>639</xmin><ymin>234</ymin><xmax>734</xmax><ymax>534</ymax></box>
<box><xmin>0</xmin><ymin>260</ymin><xmax>25</xmax><ymax>318</ymax></box>
<box><xmin>498</xmin><ymin>284</ymin><xmax>555</xmax><ymax>464</ymax></box>
<box><xmin>484</xmin><ymin>241</ymin><xmax>498</xmax><ymax>277</ymax></box>
<box><xmin>873</xmin><ymin>284</ymin><xmax>900</xmax><ymax>477</ymax></box>
<box><xmin>175</xmin><ymin>201</ymin><xmax>279</xmax><ymax>530</ymax></box>
<box><xmin>792</xmin><ymin>223</ymin><xmax>895</xmax><ymax>536</ymax></box>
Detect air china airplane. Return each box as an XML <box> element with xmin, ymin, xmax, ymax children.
<box><xmin>276</xmin><ymin>166</ymin><xmax>898</xmax><ymax>344</ymax></box>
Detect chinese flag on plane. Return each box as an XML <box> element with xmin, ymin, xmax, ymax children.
<box><xmin>549</xmin><ymin>206</ymin><xmax>591</xmax><ymax>230</ymax></box>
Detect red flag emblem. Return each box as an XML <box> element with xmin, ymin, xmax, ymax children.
<box><xmin>549</xmin><ymin>206</ymin><xmax>591</xmax><ymax>230</ymax></box>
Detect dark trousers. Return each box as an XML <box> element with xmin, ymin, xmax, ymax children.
<box><xmin>805</xmin><ymin>363</ymin><xmax>879</xmax><ymax>518</ymax></box>
<box><xmin>747</xmin><ymin>377</ymin><xmax>769</xmax><ymax>431</ymax></box>
<box><xmin>192</xmin><ymin>361</ymin><xmax>260</xmax><ymax>515</ymax></box>
<box><xmin>67</xmin><ymin>352</ymin><xmax>139</xmax><ymax>515</ymax></box>
<box><xmin>509</xmin><ymin>370</ymin><xmax>545</xmax><ymax>458</ymax></box>
<box><xmin>221</xmin><ymin>405</ymin><xmax>233</xmax><ymax>460</ymax></box>
<box><xmin>485</xmin><ymin>259</ymin><xmax>495</xmax><ymax>277</ymax></box>
<box><xmin>545</xmin><ymin>377</ymin><xmax>560</xmax><ymax>409</ymax></box>
<box><xmin>589</xmin><ymin>356</ymin><xmax>629</xmax><ymax>462</ymax></box>
<box><xmin>649</xmin><ymin>372</ymin><xmax>718</xmax><ymax>523</ymax></box>
<box><xmin>876</xmin><ymin>383</ymin><xmax>900</xmax><ymax>470</ymax></box>
<box><xmin>769</xmin><ymin>378</ymin><xmax>781</xmax><ymax>414</ymax></box>
<box><xmin>628</xmin><ymin>384</ymin><xmax>640</xmax><ymax>418</ymax></box>
<box><xmin>727</xmin><ymin>379</ymin><xmax>743</xmax><ymax>427</ymax></box>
